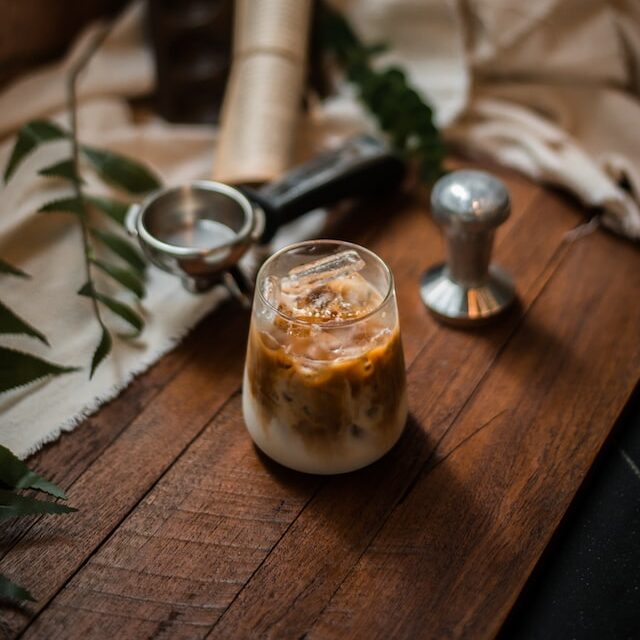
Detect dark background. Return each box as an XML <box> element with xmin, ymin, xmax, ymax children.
<box><xmin>499</xmin><ymin>385</ymin><xmax>640</xmax><ymax>640</ymax></box>
<box><xmin>0</xmin><ymin>0</ymin><xmax>128</xmax><ymax>88</ymax></box>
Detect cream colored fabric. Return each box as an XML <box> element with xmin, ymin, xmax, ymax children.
<box><xmin>344</xmin><ymin>0</ymin><xmax>640</xmax><ymax>238</ymax></box>
<box><xmin>456</xmin><ymin>0</ymin><xmax>640</xmax><ymax>237</ymax></box>
<box><xmin>1</xmin><ymin>0</ymin><xmax>638</xmax><ymax>458</ymax></box>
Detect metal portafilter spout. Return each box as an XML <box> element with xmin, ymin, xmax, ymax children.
<box><xmin>420</xmin><ymin>170</ymin><xmax>517</xmax><ymax>325</ymax></box>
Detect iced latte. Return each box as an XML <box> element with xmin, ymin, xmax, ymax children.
<box><xmin>243</xmin><ymin>240</ymin><xmax>407</xmax><ymax>474</ymax></box>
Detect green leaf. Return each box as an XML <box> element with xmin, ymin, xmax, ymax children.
<box><xmin>364</xmin><ymin>42</ymin><xmax>389</xmax><ymax>57</ymax></box>
<box><xmin>318</xmin><ymin>0</ymin><xmax>361</xmax><ymax>58</ymax></box>
<box><xmin>0</xmin><ymin>299</ymin><xmax>48</xmax><ymax>345</ymax></box>
<box><xmin>89</xmin><ymin>327</ymin><xmax>112</xmax><ymax>378</ymax></box>
<box><xmin>81</xmin><ymin>145</ymin><xmax>161</xmax><ymax>195</ymax></box>
<box><xmin>318</xmin><ymin>0</ymin><xmax>444</xmax><ymax>184</ymax></box>
<box><xmin>0</xmin><ymin>259</ymin><xmax>29</xmax><ymax>278</ymax></box>
<box><xmin>0</xmin><ymin>490</ymin><xmax>76</xmax><ymax>521</ymax></box>
<box><xmin>0</xmin><ymin>346</ymin><xmax>79</xmax><ymax>394</ymax></box>
<box><xmin>4</xmin><ymin>120</ymin><xmax>67</xmax><ymax>182</ymax></box>
<box><xmin>86</xmin><ymin>194</ymin><xmax>129</xmax><ymax>226</ymax></box>
<box><xmin>90</xmin><ymin>228</ymin><xmax>146</xmax><ymax>274</ymax></box>
<box><xmin>38</xmin><ymin>158</ymin><xmax>82</xmax><ymax>183</ymax></box>
<box><xmin>0</xmin><ymin>574</ymin><xmax>35</xmax><ymax>602</ymax></box>
<box><xmin>0</xmin><ymin>444</ymin><xmax>66</xmax><ymax>499</ymax></box>
<box><xmin>91</xmin><ymin>259</ymin><xmax>145</xmax><ymax>298</ymax></box>
<box><xmin>38</xmin><ymin>196</ymin><xmax>85</xmax><ymax>216</ymax></box>
<box><xmin>78</xmin><ymin>283</ymin><xmax>144</xmax><ymax>335</ymax></box>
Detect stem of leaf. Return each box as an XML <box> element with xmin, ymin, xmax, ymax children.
<box><xmin>66</xmin><ymin>25</ymin><xmax>112</xmax><ymax>336</ymax></box>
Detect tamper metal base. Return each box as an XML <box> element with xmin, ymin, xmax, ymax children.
<box><xmin>420</xmin><ymin>264</ymin><xmax>515</xmax><ymax>326</ymax></box>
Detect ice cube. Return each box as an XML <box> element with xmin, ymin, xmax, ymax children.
<box><xmin>262</xmin><ymin>275</ymin><xmax>280</xmax><ymax>307</ymax></box>
<box><xmin>284</xmin><ymin>250</ymin><xmax>365</xmax><ymax>291</ymax></box>
<box><xmin>273</xmin><ymin>250</ymin><xmax>383</xmax><ymax>323</ymax></box>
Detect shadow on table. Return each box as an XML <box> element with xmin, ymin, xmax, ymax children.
<box><xmin>251</xmin><ymin>412</ymin><xmax>513</xmax><ymax>635</ymax></box>
<box><xmin>246</xmin><ymin>290</ymin><xmax>591</xmax><ymax>634</ymax></box>
<box><xmin>439</xmin><ymin>296</ymin><xmax>589</xmax><ymax>393</ymax></box>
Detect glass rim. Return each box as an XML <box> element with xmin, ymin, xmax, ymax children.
<box><xmin>256</xmin><ymin>239</ymin><xmax>395</xmax><ymax>328</ymax></box>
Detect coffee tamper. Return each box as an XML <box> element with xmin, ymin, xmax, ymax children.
<box><xmin>421</xmin><ymin>170</ymin><xmax>516</xmax><ymax>325</ymax></box>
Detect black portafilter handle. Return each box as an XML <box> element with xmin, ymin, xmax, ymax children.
<box><xmin>242</xmin><ymin>135</ymin><xmax>406</xmax><ymax>242</ymax></box>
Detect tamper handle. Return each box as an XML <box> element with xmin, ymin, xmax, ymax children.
<box><xmin>431</xmin><ymin>170</ymin><xmax>510</xmax><ymax>288</ymax></box>
<box><xmin>421</xmin><ymin>169</ymin><xmax>516</xmax><ymax>325</ymax></box>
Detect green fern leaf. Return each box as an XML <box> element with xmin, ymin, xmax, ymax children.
<box><xmin>81</xmin><ymin>145</ymin><xmax>161</xmax><ymax>195</ymax></box>
<box><xmin>86</xmin><ymin>194</ymin><xmax>129</xmax><ymax>226</ymax></box>
<box><xmin>4</xmin><ymin>120</ymin><xmax>68</xmax><ymax>182</ymax></box>
<box><xmin>0</xmin><ymin>259</ymin><xmax>29</xmax><ymax>278</ymax></box>
<box><xmin>318</xmin><ymin>1</ymin><xmax>444</xmax><ymax>183</ymax></box>
<box><xmin>38</xmin><ymin>158</ymin><xmax>82</xmax><ymax>183</ymax></box>
<box><xmin>0</xmin><ymin>574</ymin><xmax>36</xmax><ymax>602</ymax></box>
<box><xmin>0</xmin><ymin>299</ymin><xmax>48</xmax><ymax>345</ymax></box>
<box><xmin>89</xmin><ymin>327</ymin><xmax>112</xmax><ymax>378</ymax></box>
<box><xmin>0</xmin><ymin>346</ymin><xmax>79</xmax><ymax>394</ymax></box>
<box><xmin>0</xmin><ymin>444</ymin><xmax>66</xmax><ymax>499</ymax></box>
<box><xmin>38</xmin><ymin>196</ymin><xmax>85</xmax><ymax>216</ymax></box>
<box><xmin>90</xmin><ymin>259</ymin><xmax>145</xmax><ymax>298</ymax></box>
<box><xmin>78</xmin><ymin>282</ymin><xmax>144</xmax><ymax>336</ymax></box>
<box><xmin>90</xmin><ymin>228</ymin><xmax>146</xmax><ymax>274</ymax></box>
<box><xmin>0</xmin><ymin>490</ymin><xmax>76</xmax><ymax>521</ymax></box>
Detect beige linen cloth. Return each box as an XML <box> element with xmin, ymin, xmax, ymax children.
<box><xmin>1</xmin><ymin>0</ymin><xmax>638</xmax><ymax>458</ymax></box>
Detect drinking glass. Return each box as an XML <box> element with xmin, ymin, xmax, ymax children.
<box><xmin>243</xmin><ymin>240</ymin><xmax>407</xmax><ymax>474</ymax></box>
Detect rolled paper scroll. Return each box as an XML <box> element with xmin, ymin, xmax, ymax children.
<box><xmin>213</xmin><ymin>0</ymin><xmax>313</xmax><ymax>184</ymax></box>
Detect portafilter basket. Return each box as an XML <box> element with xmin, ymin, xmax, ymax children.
<box><xmin>126</xmin><ymin>181</ymin><xmax>263</xmax><ymax>303</ymax></box>
<box><xmin>125</xmin><ymin>136</ymin><xmax>406</xmax><ymax>306</ymax></box>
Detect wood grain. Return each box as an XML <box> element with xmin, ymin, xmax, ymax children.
<box><xmin>307</xmin><ymin>225</ymin><xmax>640</xmax><ymax>639</ymax></box>
<box><xmin>206</xmin><ymin>189</ymin><xmax>578</xmax><ymax>639</ymax></box>
<box><xmin>0</xmin><ymin>301</ymin><xmax>249</xmax><ymax>637</ymax></box>
<box><xmin>0</xmin><ymin>326</ymin><xmax>193</xmax><ymax>555</ymax></box>
<box><xmin>11</xmin><ymin>173</ymin><xmax>582</xmax><ymax>639</ymax></box>
<box><xmin>2</xmin><ymin>166</ymin><xmax>635</xmax><ymax>640</ymax></box>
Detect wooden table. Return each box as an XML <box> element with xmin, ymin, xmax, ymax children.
<box><xmin>2</xmin><ymin>162</ymin><xmax>639</xmax><ymax>639</ymax></box>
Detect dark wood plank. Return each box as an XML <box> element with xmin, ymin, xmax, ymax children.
<box><xmin>0</xmin><ymin>182</ymin><xmax>425</xmax><ymax>632</ymax></box>
<box><xmin>0</xmin><ymin>0</ymin><xmax>128</xmax><ymax>88</ymax></box>
<box><xmin>0</xmin><ymin>184</ymin><xmax>432</xmax><ymax>636</ymax></box>
<box><xmin>307</xmin><ymin>225</ymin><xmax>640</xmax><ymax>639</ymax></box>
<box><xmin>14</xmin><ymin>176</ymin><xmax>583</xmax><ymax>638</ymax></box>
<box><xmin>0</xmin><ymin>300</ymin><xmax>250</xmax><ymax>637</ymax></box>
<box><xmin>0</xmin><ymin>188</ymin><xmax>429</xmax><ymax>636</ymax></box>
<box><xmin>18</xmin><ymin>395</ymin><xmax>319</xmax><ymax>640</ymax></box>
<box><xmin>205</xmin><ymin>189</ymin><xmax>578</xmax><ymax>639</ymax></box>
<box><xmin>0</xmin><ymin>326</ymin><xmax>194</xmax><ymax>555</ymax></box>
